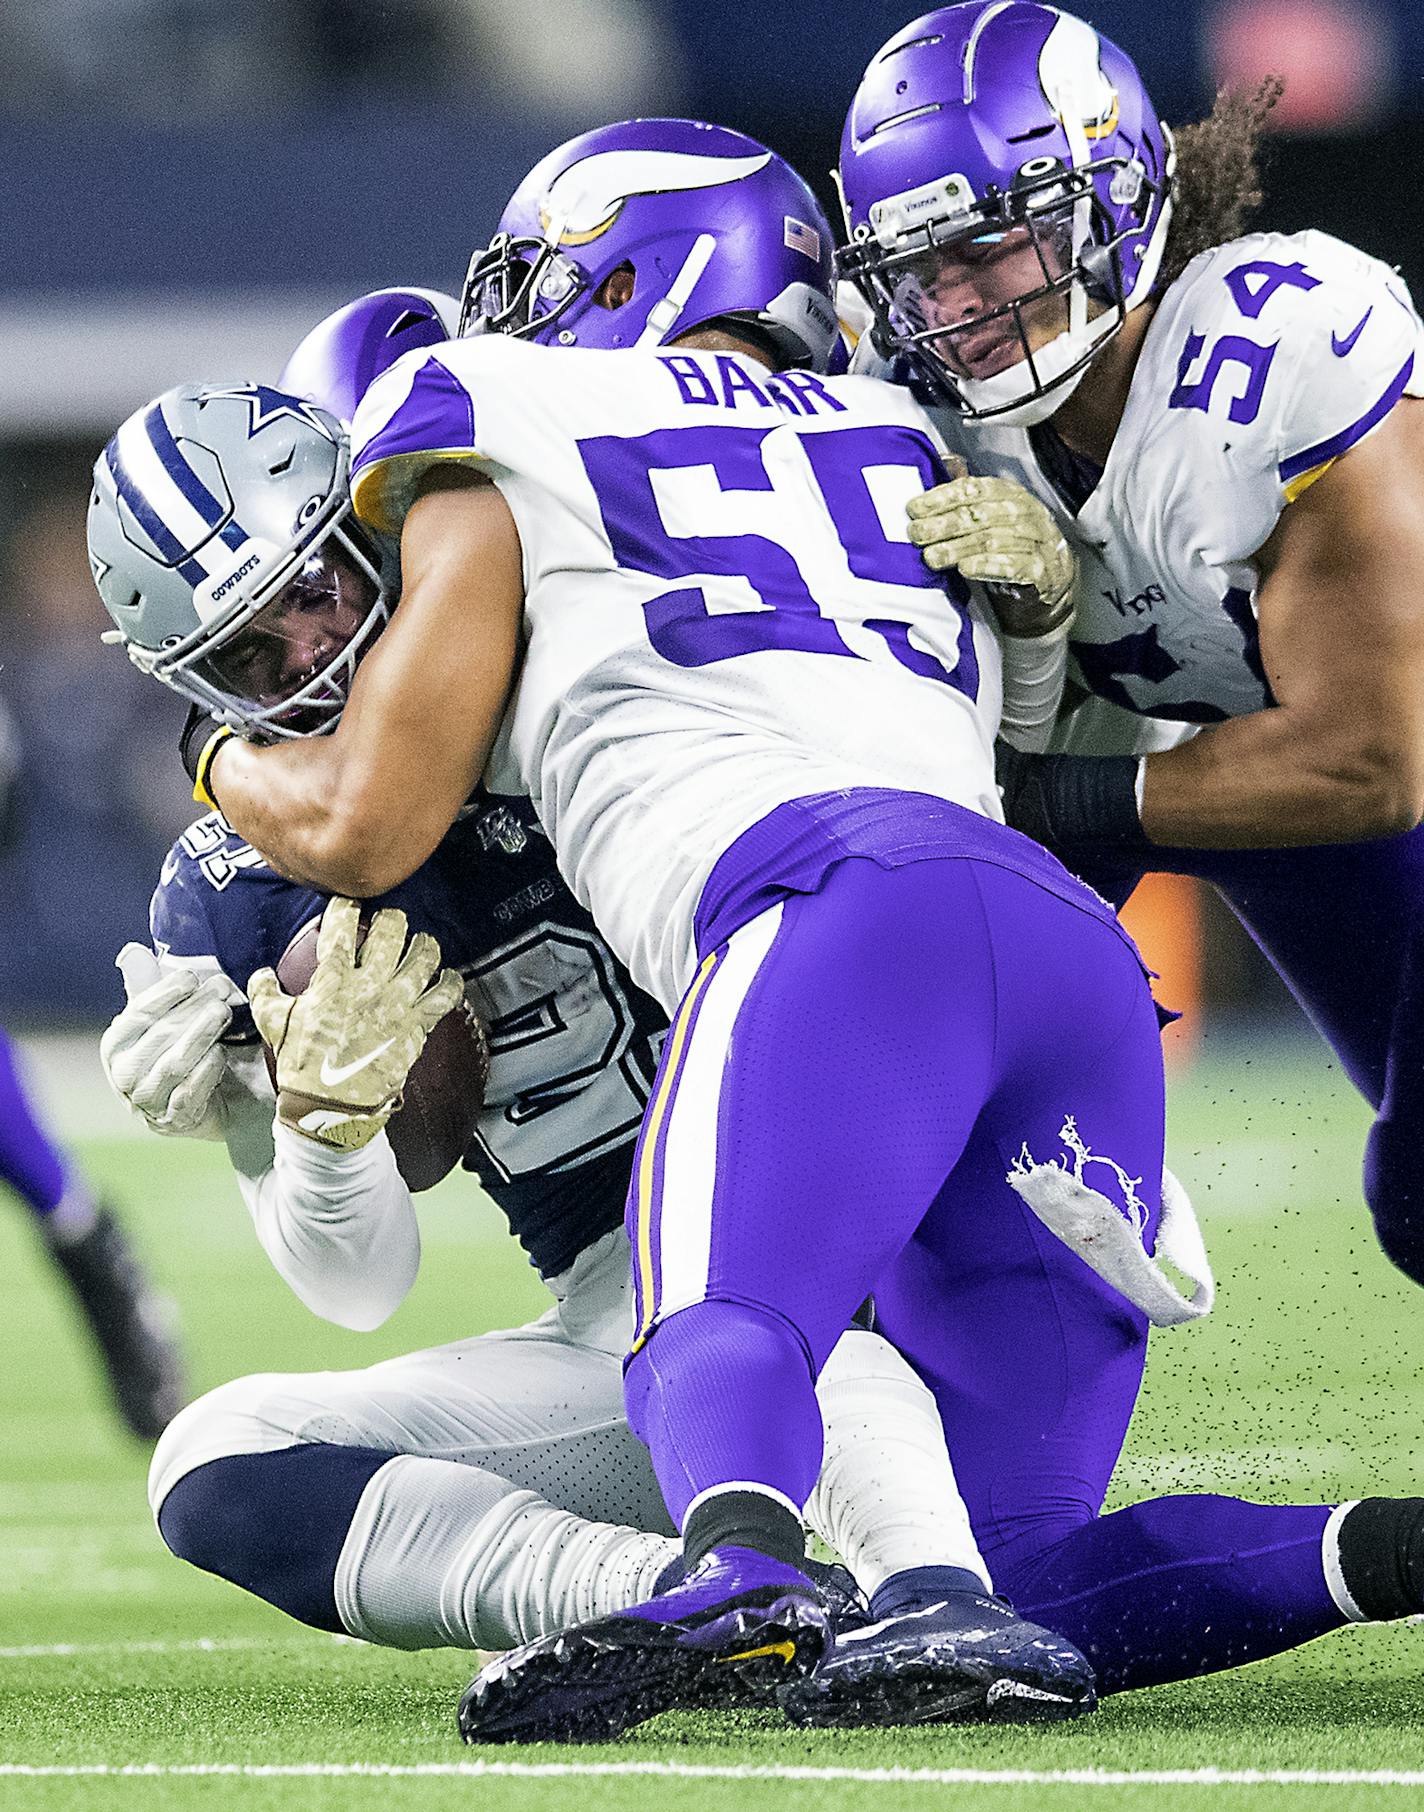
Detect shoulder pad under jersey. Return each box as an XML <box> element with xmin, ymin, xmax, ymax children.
<box><xmin>348</xmin><ymin>336</ymin><xmax>543</xmax><ymax>537</ymax></box>
<box><xmin>1159</xmin><ymin>230</ymin><xmax>1423</xmax><ymax>505</ymax></box>
<box><xmin>150</xmin><ymin>813</ymin><xmax>324</xmax><ymax>1009</ymax></box>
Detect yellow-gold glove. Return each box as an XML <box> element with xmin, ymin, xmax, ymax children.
<box><xmin>248</xmin><ymin>896</ymin><xmax>464</xmax><ymax>1153</ymax></box>
<box><xmin>907</xmin><ymin>472</ymin><xmax>1076</xmax><ymax>638</ymax></box>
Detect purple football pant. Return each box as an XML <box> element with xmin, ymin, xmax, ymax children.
<box><xmin>0</xmin><ymin>1026</ymin><xmax>69</xmax><ymax>1220</ymax></box>
<box><xmin>623</xmin><ymin>788</ymin><xmax>1351</xmax><ymax>1695</ymax></box>
<box><xmin>1072</xmin><ymin>826</ymin><xmax>1424</xmax><ymax>1282</ymax></box>
<box><xmin>873</xmin><ymin>1157</ymin><xmax>1343</xmax><ymax>1694</ymax></box>
<box><xmin>623</xmin><ymin>833</ymin><xmax>1164</xmax><ymax>1529</ymax></box>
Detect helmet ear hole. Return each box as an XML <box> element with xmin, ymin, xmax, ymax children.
<box><xmin>593</xmin><ymin>262</ymin><xmax>637</xmax><ymax>311</ymax></box>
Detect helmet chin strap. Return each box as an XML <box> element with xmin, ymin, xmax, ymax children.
<box><xmin>636</xmin><ymin>233</ymin><xmax>718</xmax><ymax>347</ymax></box>
<box><xmin>955</xmin><ymin>293</ymin><xmax>1117</xmax><ymax>426</ymax></box>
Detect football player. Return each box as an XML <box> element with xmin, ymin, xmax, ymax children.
<box><xmin>107</xmin><ymin>118</ymin><xmax>1412</xmax><ymax>1749</ymax></box>
<box><xmin>91</xmin><ymin>256</ymin><xmax>1424</xmax><ymax>1737</ymax></box>
<box><xmin>838</xmin><ymin>3</ymin><xmax>1424</xmax><ymax>1293</ymax></box>
<box><xmin>0</xmin><ymin>702</ymin><xmax>184</xmax><ymax>1439</ymax></box>
<box><xmin>94</xmin><ymin>290</ymin><xmax>1077</xmax><ymax>1719</ymax></box>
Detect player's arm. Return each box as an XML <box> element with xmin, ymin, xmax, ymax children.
<box><xmin>907</xmin><ymin>468</ymin><xmax>1076</xmax><ymax>754</ymax></box>
<box><xmin>238</xmin><ymin>898</ymin><xmax>462</xmax><ymax>1330</ymax></box>
<box><xmin>102</xmin><ymin>935</ymin><xmax>423</xmax><ymax>1331</ymax></box>
<box><xmin>233</xmin><ymin>1132</ymin><xmax>416</xmax><ymax>1333</ymax></box>
<box><xmin>203</xmin><ymin>474</ymin><xmax>524</xmax><ymax>896</ymax></box>
<box><xmin>1137</xmin><ymin>398</ymin><xmax>1424</xmax><ymax>845</ymax></box>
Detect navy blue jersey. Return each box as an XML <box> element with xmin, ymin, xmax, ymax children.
<box><xmin>151</xmin><ymin>793</ymin><xmax>667</xmax><ymax>1278</ymax></box>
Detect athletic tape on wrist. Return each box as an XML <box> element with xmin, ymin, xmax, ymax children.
<box><xmin>192</xmin><ymin>725</ymin><xmax>235</xmax><ymax>810</ymax></box>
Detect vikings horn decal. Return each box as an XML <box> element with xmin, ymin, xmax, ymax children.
<box><xmin>1037</xmin><ymin>11</ymin><xmax>1120</xmax><ymax>150</ymax></box>
<box><xmin>538</xmin><ymin>148</ymin><xmax>773</xmax><ymax>246</ymax></box>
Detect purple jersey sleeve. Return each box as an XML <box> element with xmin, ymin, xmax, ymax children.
<box><xmin>348</xmin><ymin>346</ymin><xmax>487</xmax><ymax>537</ymax></box>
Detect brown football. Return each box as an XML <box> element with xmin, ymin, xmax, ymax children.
<box><xmin>263</xmin><ymin>912</ymin><xmax>490</xmax><ymax>1193</ymax></box>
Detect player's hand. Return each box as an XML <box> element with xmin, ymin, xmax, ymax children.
<box><xmin>247</xmin><ymin>897</ymin><xmax>464</xmax><ymax>1153</ymax></box>
<box><xmin>908</xmin><ymin>470</ymin><xmax>1076</xmax><ymax>638</ymax></box>
<box><xmin>100</xmin><ymin>944</ymin><xmax>236</xmax><ymax>1139</ymax></box>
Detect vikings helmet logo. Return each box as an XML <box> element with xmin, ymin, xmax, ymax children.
<box><xmin>536</xmin><ymin>147</ymin><xmax>772</xmax><ymax>247</ymax></box>
<box><xmin>1038</xmin><ymin>11</ymin><xmax>1120</xmax><ymax>147</ymax></box>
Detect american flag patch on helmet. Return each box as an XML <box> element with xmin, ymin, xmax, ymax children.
<box><xmin>784</xmin><ymin>217</ymin><xmax>822</xmax><ymax>260</ymax></box>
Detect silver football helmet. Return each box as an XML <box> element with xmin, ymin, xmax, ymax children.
<box><xmin>88</xmin><ymin>383</ymin><xmax>394</xmax><ymax>741</ymax></box>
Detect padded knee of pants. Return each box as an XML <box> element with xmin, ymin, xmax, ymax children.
<box><xmin>157</xmin><ymin>1445</ymin><xmax>390</xmax><ymax>1632</ymax></box>
<box><xmin>148</xmin><ymin>1372</ymin><xmax>296</xmax><ymax>1518</ymax></box>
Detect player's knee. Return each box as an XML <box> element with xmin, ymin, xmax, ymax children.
<box><xmin>1363</xmin><ymin>1119</ymin><xmax>1424</xmax><ymax>1287</ymax></box>
<box><xmin>646</xmin><ymin>1298</ymin><xmax>812</xmax><ymax>1378</ymax></box>
<box><xmin>157</xmin><ymin>1445</ymin><xmax>391</xmax><ymax>1631</ymax></box>
<box><xmin>147</xmin><ymin>1372</ymin><xmax>293</xmax><ymax>1520</ymax></box>
<box><xmin>994</xmin><ymin>1492</ymin><xmax>1239</xmax><ymax>1612</ymax></box>
<box><xmin>626</xmin><ymin>1298</ymin><xmax>814</xmax><ymax>1434</ymax></box>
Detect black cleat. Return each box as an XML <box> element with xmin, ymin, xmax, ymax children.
<box><xmin>779</xmin><ymin>1587</ymin><xmax>1097</xmax><ymax>1728</ymax></box>
<box><xmin>458</xmin><ymin>1545</ymin><xmax>829</xmax><ymax>1744</ymax></box>
<box><xmin>801</xmin><ymin>1557</ymin><xmax>869</xmax><ymax>1631</ymax></box>
<box><xmin>48</xmin><ymin>1207</ymin><xmax>186</xmax><ymax>1440</ymax></box>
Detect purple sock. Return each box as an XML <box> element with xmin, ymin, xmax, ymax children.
<box><xmin>998</xmin><ymin>1495</ymin><xmax>1343</xmax><ymax>1695</ymax></box>
<box><xmin>623</xmin><ymin>1299</ymin><xmax>822</xmax><ymax>1528</ymax></box>
<box><xmin>0</xmin><ymin>1028</ymin><xmax>70</xmax><ymax>1221</ymax></box>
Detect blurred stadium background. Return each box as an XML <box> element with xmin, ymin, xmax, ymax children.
<box><xmin>2</xmin><ymin>0</ymin><xmax>1420</xmax><ymax>1031</ymax></box>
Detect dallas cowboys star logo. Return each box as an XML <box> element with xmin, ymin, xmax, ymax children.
<box><xmin>203</xmin><ymin>385</ymin><xmax>334</xmax><ymax>441</ymax></box>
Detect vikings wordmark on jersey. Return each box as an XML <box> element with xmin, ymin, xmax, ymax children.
<box><xmin>907</xmin><ymin>231</ymin><xmax>1424</xmax><ymax>739</ymax></box>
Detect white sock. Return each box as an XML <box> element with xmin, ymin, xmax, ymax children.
<box><xmin>333</xmin><ymin>1454</ymin><xmax>676</xmax><ymax>1651</ymax></box>
<box><xmin>1322</xmin><ymin>1501</ymin><xmax>1368</xmax><ymax>1622</ymax></box>
<box><xmin>809</xmin><ymin>1328</ymin><xmax>992</xmax><ymax>1596</ymax></box>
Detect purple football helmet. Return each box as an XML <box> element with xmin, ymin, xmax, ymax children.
<box><xmin>279</xmin><ymin>287</ymin><xmax>460</xmax><ymax>425</ymax></box>
<box><xmin>459</xmin><ymin>118</ymin><xmax>838</xmax><ymax>370</ymax></box>
<box><xmin>838</xmin><ymin>3</ymin><xmax>1174</xmax><ymax>425</ymax></box>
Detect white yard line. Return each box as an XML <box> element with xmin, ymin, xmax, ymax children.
<box><xmin>0</xmin><ymin>1634</ymin><xmax>357</xmax><ymax>1660</ymax></box>
<box><xmin>2</xmin><ymin>1764</ymin><xmax>1424</xmax><ymax>1786</ymax></box>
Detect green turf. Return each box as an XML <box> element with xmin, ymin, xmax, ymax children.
<box><xmin>3</xmin><ymin>1035</ymin><xmax>1423</xmax><ymax>1811</ymax></box>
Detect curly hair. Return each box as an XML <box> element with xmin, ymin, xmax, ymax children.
<box><xmin>1157</xmin><ymin>78</ymin><xmax>1284</xmax><ymax>287</ymax></box>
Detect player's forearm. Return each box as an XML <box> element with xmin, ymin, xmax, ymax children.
<box><xmin>236</xmin><ymin>1121</ymin><xmax>419</xmax><ymax>1331</ymax></box>
<box><xmin>1140</xmin><ymin>708</ymin><xmax>1424</xmax><ymax>848</ymax></box>
<box><xmin>217</xmin><ymin>1044</ymin><xmax>278</xmax><ymax>1179</ymax></box>
<box><xmin>207</xmin><ymin>736</ymin><xmax>396</xmax><ymax>895</ymax></box>
<box><xmin>997</xmin><ymin>623</ymin><xmax>1070</xmax><ymax>754</ymax></box>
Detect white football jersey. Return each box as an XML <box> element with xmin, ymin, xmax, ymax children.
<box><xmin>861</xmin><ymin>230</ymin><xmax>1424</xmax><ymax>752</ymax></box>
<box><xmin>350</xmin><ymin>337</ymin><xmax>1002</xmax><ymax>1011</ymax></box>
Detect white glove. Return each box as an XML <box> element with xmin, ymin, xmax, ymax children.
<box><xmin>908</xmin><ymin>469</ymin><xmax>1076</xmax><ymax>638</ymax></box>
<box><xmin>100</xmin><ymin>943</ymin><xmax>237</xmax><ymax>1139</ymax></box>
